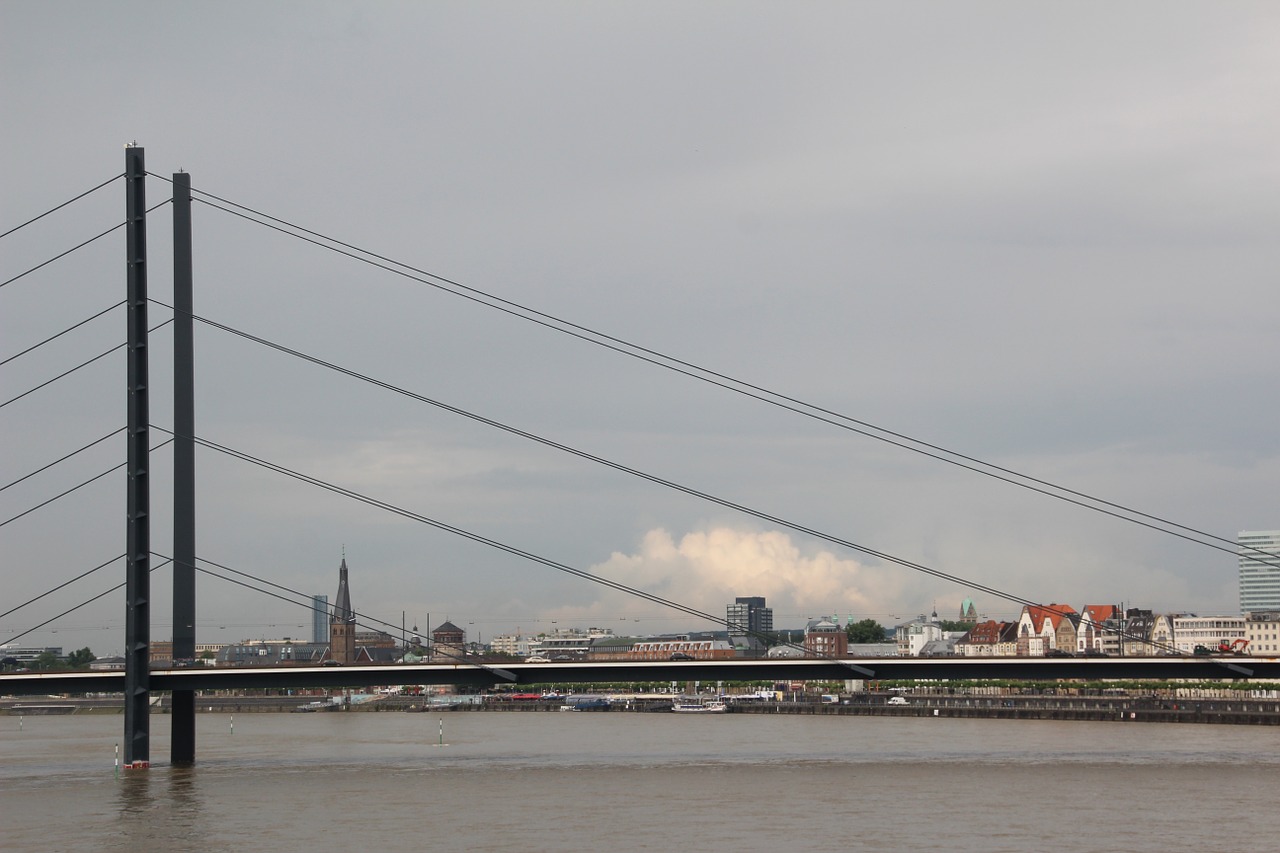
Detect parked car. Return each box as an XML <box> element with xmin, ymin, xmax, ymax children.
<box><xmin>887</xmin><ymin>695</ymin><xmax>909</xmax><ymax>705</ymax></box>
<box><xmin>669</xmin><ymin>652</ymin><xmax>694</xmax><ymax>661</ymax></box>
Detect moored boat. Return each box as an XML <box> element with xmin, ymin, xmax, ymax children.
<box><xmin>671</xmin><ymin>695</ymin><xmax>727</xmax><ymax>713</ymax></box>
<box><xmin>293</xmin><ymin>700</ymin><xmax>336</xmax><ymax>713</ymax></box>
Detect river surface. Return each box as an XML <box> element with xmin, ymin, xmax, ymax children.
<box><xmin>3</xmin><ymin>711</ymin><xmax>1279</xmax><ymax>852</ymax></box>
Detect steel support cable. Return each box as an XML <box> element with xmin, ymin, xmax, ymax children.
<box><xmin>0</xmin><ymin>199</ymin><xmax>170</xmax><ymax>291</ymax></box>
<box><xmin>157</xmin><ymin>430</ymin><xmax>1170</xmax><ymax>656</ymax></box>
<box><xmin>162</xmin><ymin>554</ymin><xmax>396</xmax><ymax>637</ymax></box>
<box><xmin>175</xmin><ymin>193</ymin><xmax>1274</xmax><ymax>570</ymax></box>
<box><xmin>0</xmin><ymin>301</ymin><xmax>126</xmax><ymax>368</ymax></box>
<box><xmin>153</xmin><ymin>426</ymin><xmax>1031</xmax><ymax>635</ymax></box>
<box><xmin>0</xmin><ymin>173</ymin><xmax>123</xmax><ymax>241</ymax></box>
<box><xmin>0</xmin><ymin>317</ymin><xmax>174</xmax><ymax>410</ymax></box>
<box><xmin>170</xmin><ymin>549</ymin><xmax>798</xmax><ymax>659</ymax></box>
<box><xmin>153</xmin><ymin>428</ymin><xmax>779</xmax><ymax>625</ymax></box>
<box><xmin>176</xmin><ymin>548</ymin><xmax>1173</xmax><ymax>659</ymax></box>
<box><xmin>0</xmin><ymin>554</ymin><xmax>124</xmax><ymax>620</ymax></box>
<box><xmin>1</xmin><ymin>426</ymin><xmax>125</xmax><ymax>493</ymax></box>
<box><xmin>4</xmin><ymin>560</ymin><xmax>168</xmax><ymax>647</ymax></box>
<box><xmin>0</xmin><ymin>438</ymin><xmax>173</xmax><ymax>529</ymax></box>
<box><xmin>159</xmin><ymin>552</ymin><xmax>515</xmax><ymax>674</ymax></box>
<box><xmin>162</xmin><ymin>306</ymin><xmax>1278</xmax><ymax>577</ymax></box>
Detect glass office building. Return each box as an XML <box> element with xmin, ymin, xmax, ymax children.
<box><xmin>1239</xmin><ymin>530</ymin><xmax>1280</xmax><ymax>614</ymax></box>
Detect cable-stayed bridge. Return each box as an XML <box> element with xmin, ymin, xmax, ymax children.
<box><xmin>4</xmin><ymin>148</ymin><xmax>1279</xmax><ymax>768</ymax></box>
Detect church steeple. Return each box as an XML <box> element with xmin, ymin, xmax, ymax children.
<box><xmin>329</xmin><ymin>553</ymin><xmax>357</xmax><ymax>665</ymax></box>
<box><xmin>331</xmin><ymin>556</ymin><xmax>355</xmax><ymax>626</ymax></box>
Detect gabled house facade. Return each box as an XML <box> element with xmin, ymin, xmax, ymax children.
<box><xmin>1150</xmin><ymin>614</ymin><xmax>1176</xmax><ymax>654</ymax></box>
<box><xmin>1077</xmin><ymin>604</ymin><xmax>1119</xmax><ymax>654</ymax></box>
<box><xmin>1016</xmin><ymin>603</ymin><xmax>1078</xmax><ymax>656</ymax></box>
<box><xmin>957</xmin><ymin>620</ymin><xmax>1015</xmax><ymax>657</ymax></box>
<box><xmin>1054</xmin><ymin>613</ymin><xmax>1080</xmax><ymax>654</ymax></box>
<box><xmin>1121</xmin><ymin>609</ymin><xmax>1156</xmax><ymax>657</ymax></box>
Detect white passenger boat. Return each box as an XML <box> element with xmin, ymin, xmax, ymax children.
<box><xmin>671</xmin><ymin>695</ymin><xmax>727</xmax><ymax>714</ymax></box>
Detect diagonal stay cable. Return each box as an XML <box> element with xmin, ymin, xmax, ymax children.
<box><xmin>0</xmin><ymin>301</ymin><xmax>125</xmax><ymax>367</ymax></box>
<box><xmin>156</xmin><ymin>425</ymin><xmax>1037</xmax><ymax>619</ymax></box>
<box><xmin>4</xmin><ymin>559</ymin><xmax>168</xmax><ymax>647</ymax></box>
<box><xmin>0</xmin><ymin>173</ymin><xmax>123</xmax><ymax>241</ymax></box>
<box><xmin>175</xmin><ymin>551</ymin><xmax>800</xmax><ymax>661</ymax></box>
<box><xmin>163</xmin><ymin>305</ymin><xmax>1278</xmax><ymax>573</ymax></box>
<box><xmin>164</xmin><ymin>553</ymin><xmax>517</xmax><ymax>674</ymax></box>
<box><xmin>154</xmin><ymin>428</ymin><xmax>813</xmax><ymax>622</ymax></box>
<box><xmin>1</xmin><ymin>427</ymin><xmax>125</xmax><ymax>493</ymax></box>
<box><xmin>0</xmin><ymin>199</ymin><xmax>169</xmax><ymax>292</ymax></box>
<box><xmin>0</xmin><ymin>554</ymin><xmax>124</xmax><ymax>620</ymax></box>
<box><xmin>159</xmin><ymin>430</ymin><xmax>1177</xmax><ymax>656</ymax></box>
<box><xmin>0</xmin><ymin>438</ymin><xmax>173</xmax><ymax>529</ymax></box>
<box><xmin>0</xmin><ymin>317</ymin><xmax>174</xmax><ymax>410</ymax></box>
<box><xmin>172</xmin><ymin>193</ymin><xmax>1274</xmax><ymax>569</ymax></box>
<box><xmin>175</xmin><ymin>552</ymin><xmax>407</xmax><ymax>639</ymax></box>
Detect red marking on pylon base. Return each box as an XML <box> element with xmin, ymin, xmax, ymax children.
<box><xmin>123</xmin><ymin>761</ymin><xmax>150</xmax><ymax>770</ymax></box>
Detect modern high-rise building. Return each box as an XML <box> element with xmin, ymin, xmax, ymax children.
<box><xmin>1239</xmin><ymin>530</ymin><xmax>1280</xmax><ymax>614</ymax></box>
<box><xmin>726</xmin><ymin>596</ymin><xmax>773</xmax><ymax>637</ymax></box>
<box><xmin>311</xmin><ymin>595</ymin><xmax>328</xmax><ymax>644</ymax></box>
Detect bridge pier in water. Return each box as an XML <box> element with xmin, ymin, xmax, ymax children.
<box><xmin>170</xmin><ymin>171</ymin><xmax>196</xmax><ymax>765</ymax></box>
<box><xmin>123</xmin><ymin>144</ymin><xmax>151</xmax><ymax>769</ymax></box>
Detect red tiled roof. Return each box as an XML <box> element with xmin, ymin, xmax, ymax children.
<box><xmin>1080</xmin><ymin>604</ymin><xmax>1118</xmax><ymax>624</ymax></box>
<box><xmin>960</xmin><ymin>620</ymin><xmax>1018</xmax><ymax>644</ymax></box>
<box><xmin>1024</xmin><ymin>603</ymin><xmax>1078</xmax><ymax>632</ymax></box>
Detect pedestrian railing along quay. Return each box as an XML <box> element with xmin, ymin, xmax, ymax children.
<box><xmin>732</xmin><ymin>694</ymin><xmax>1280</xmax><ymax>725</ymax></box>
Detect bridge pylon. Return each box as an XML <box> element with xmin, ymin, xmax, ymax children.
<box><xmin>123</xmin><ymin>144</ymin><xmax>151</xmax><ymax>769</ymax></box>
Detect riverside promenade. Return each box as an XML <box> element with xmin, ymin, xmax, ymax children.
<box><xmin>6</xmin><ymin>691</ymin><xmax>1280</xmax><ymax>724</ymax></box>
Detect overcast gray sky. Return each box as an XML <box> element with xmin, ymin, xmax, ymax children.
<box><xmin>3</xmin><ymin>2</ymin><xmax>1278</xmax><ymax>655</ymax></box>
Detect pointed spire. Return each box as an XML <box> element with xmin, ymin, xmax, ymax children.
<box><xmin>331</xmin><ymin>554</ymin><xmax>355</xmax><ymax>625</ymax></box>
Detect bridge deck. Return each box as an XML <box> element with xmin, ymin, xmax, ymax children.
<box><xmin>3</xmin><ymin>656</ymin><xmax>1277</xmax><ymax>696</ymax></box>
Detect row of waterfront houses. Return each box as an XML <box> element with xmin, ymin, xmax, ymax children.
<box><xmin>943</xmin><ymin>606</ymin><xmax>1280</xmax><ymax>658</ymax></box>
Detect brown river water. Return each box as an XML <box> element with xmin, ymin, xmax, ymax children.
<box><xmin>3</xmin><ymin>711</ymin><xmax>1278</xmax><ymax>852</ymax></box>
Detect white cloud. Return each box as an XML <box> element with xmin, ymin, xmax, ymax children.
<box><xmin>544</xmin><ymin>526</ymin><xmax>905</xmax><ymax>630</ymax></box>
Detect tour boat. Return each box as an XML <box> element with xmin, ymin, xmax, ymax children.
<box><xmin>671</xmin><ymin>695</ymin><xmax>727</xmax><ymax>714</ymax></box>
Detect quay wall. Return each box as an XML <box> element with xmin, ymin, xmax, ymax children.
<box><xmin>6</xmin><ymin>693</ymin><xmax>1280</xmax><ymax>724</ymax></box>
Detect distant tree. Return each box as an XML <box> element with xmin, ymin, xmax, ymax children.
<box><xmin>938</xmin><ymin>620</ymin><xmax>971</xmax><ymax>632</ymax></box>
<box><xmin>200</xmin><ymin>650</ymin><xmax>215</xmax><ymax>660</ymax></box>
<box><xmin>66</xmin><ymin>647</ymin><xmax>96</xmax><ymax>668</ymax></box>
<box><xmin>33</xmin><ymin>650</ymin><xmax>62</xmax><ymax>670</ymax></box>
<box><xmin>770</xmin><ymin>630</ymin><xmax>804</xmax><ymax>648</ymax></box>
<box><xmin>846</xmin><ymin>619</ymin><xmax>888</xmax><ymax>644</ymax></box>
